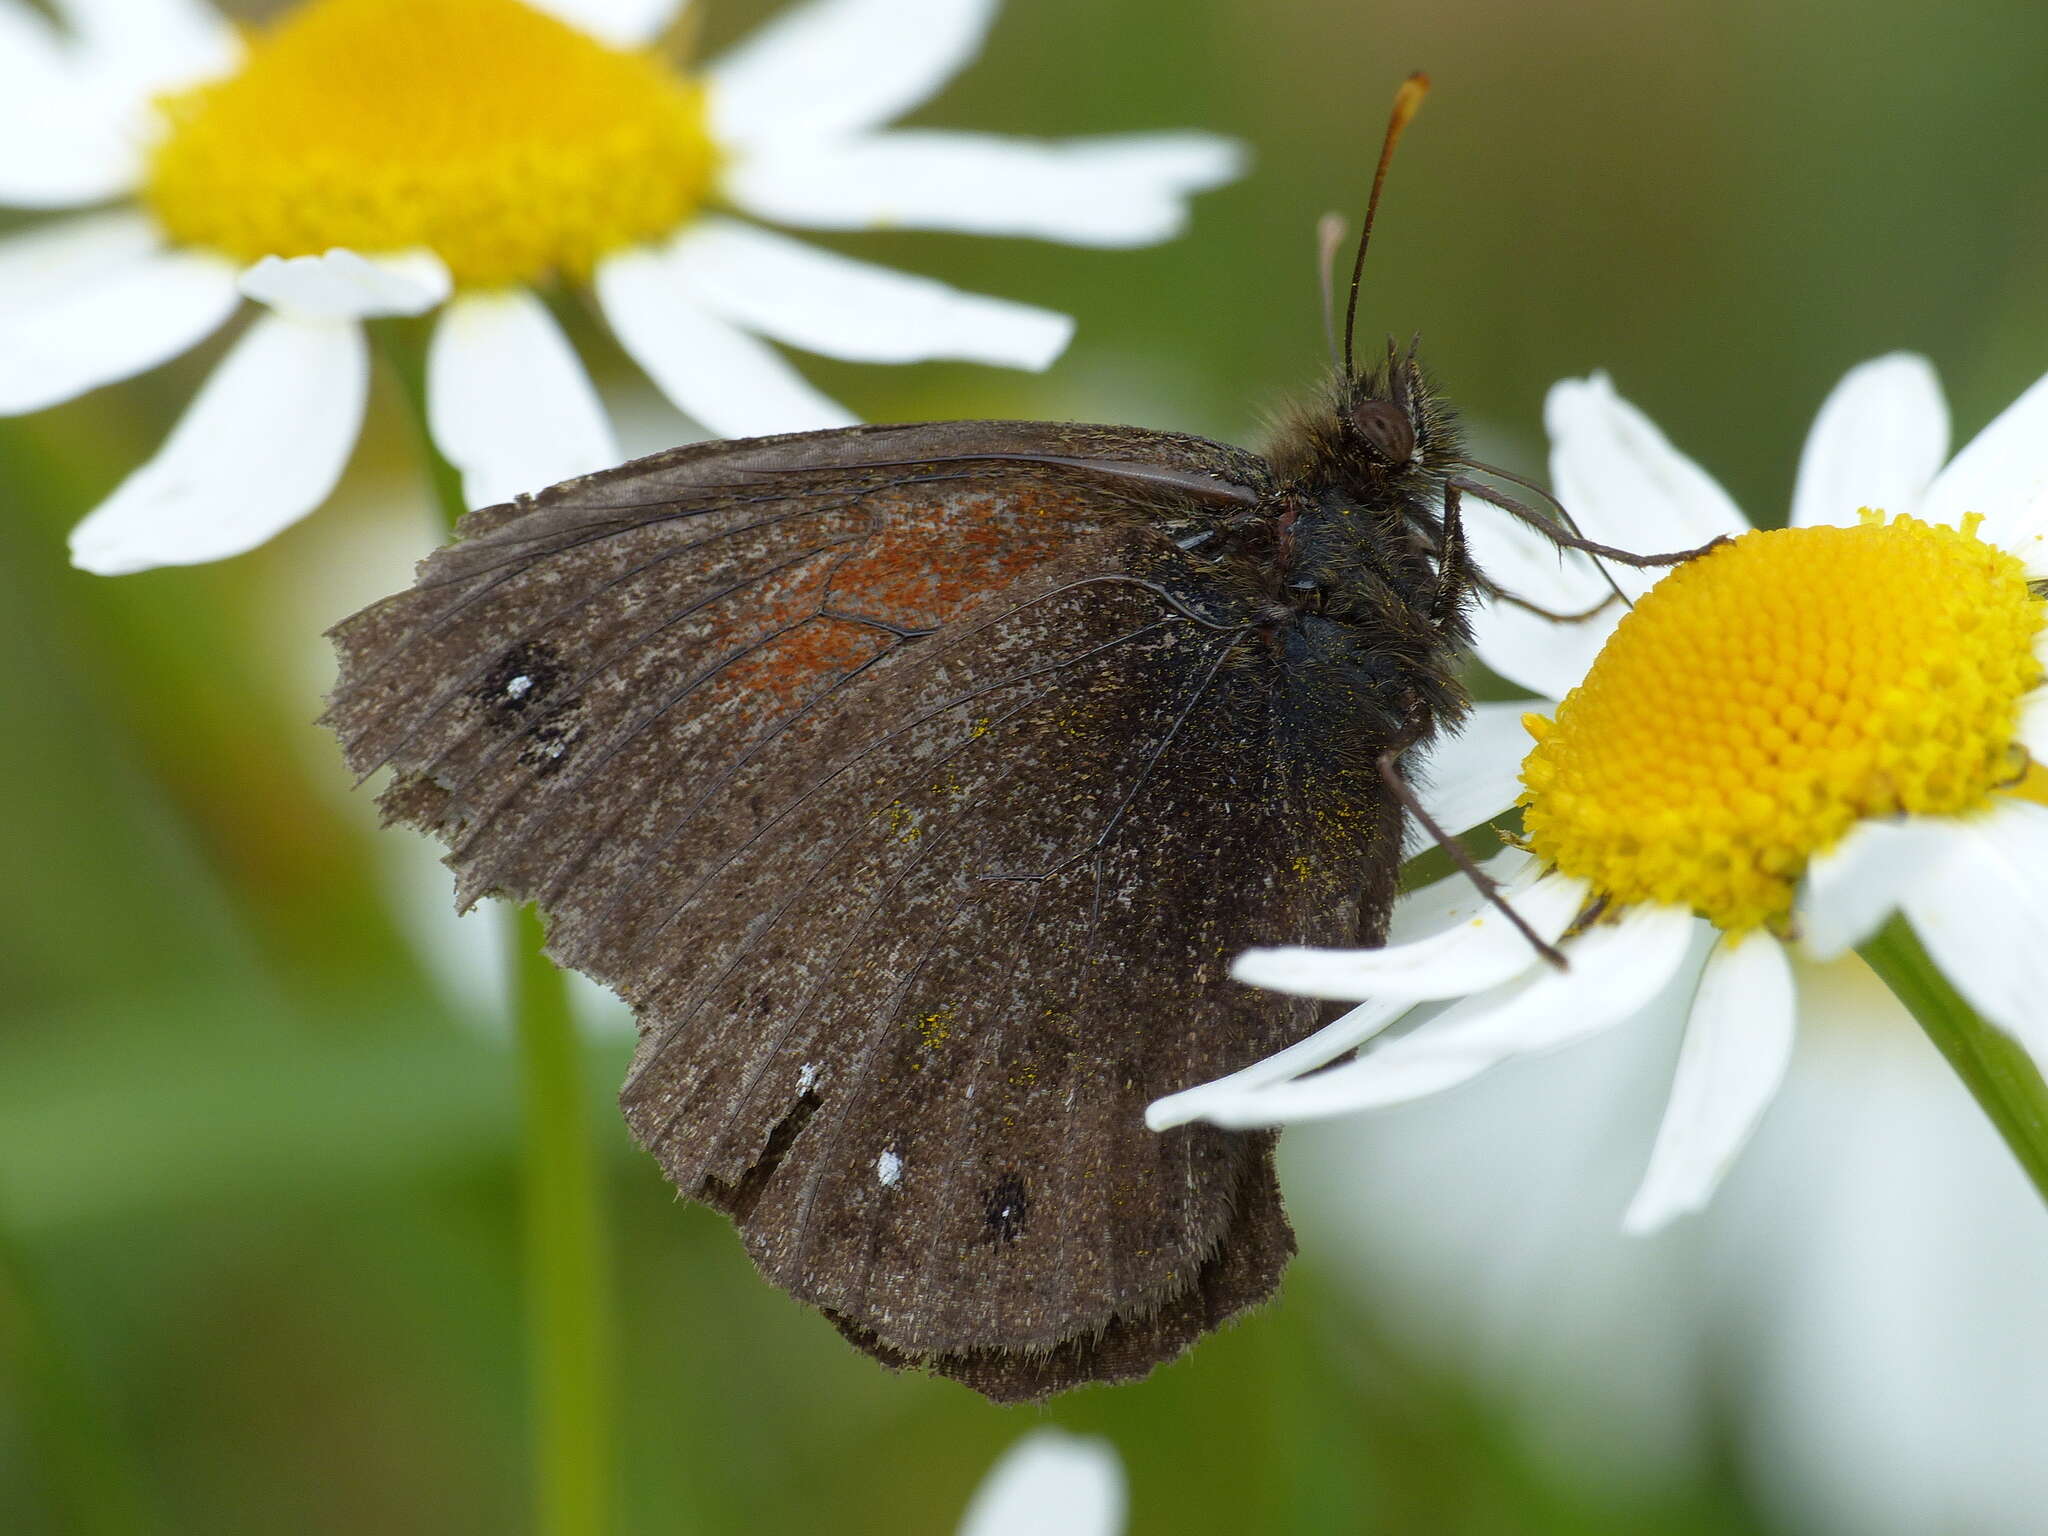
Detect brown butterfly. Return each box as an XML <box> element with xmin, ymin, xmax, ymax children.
<box><xmin>323</xmin><ymin>78</ymin><xmax>1675</xmax><ymax>1401</ymax></box>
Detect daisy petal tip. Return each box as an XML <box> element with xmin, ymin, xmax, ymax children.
<box><xmin>1239</xmin><ymin>875</ymin><xmax>1582</xmax><ymax>1001</ymax></box>
<box><xmin>1142</xmin><ymin>1093</ymin><xmax>1194</xmax><ymax>1132</ymax></box>
<box><xmin>1541</xmin><ymin>371</ymin><xmax>1611</xmax><ymax>426</ymax></box>
<box><xmin>1226</xmin><ymin>946</ymin><xmax>1320</xmax><ymax>994</ymax></box>
<box><xmin>1145</xmin><ymin>1085</ymin><xmax>1272</xmax><ymax>1133</ymax></box>
<box><xmin>1018</xmin><ymin>310</ymin><xmax>1076</xmax><ymax>372</ymax></box>
<box><xmin>66</xmin><ymin>503</ymin><xmax>215</xmax><ymax>576</ymax></box>
<box><xmin>1622</xmin><ymin>931</ymin><xmax>1794</xmax><ymax>1234</ymax></box>
<box><xmin>1617</xmin><ymin>1190</ymin><xmax>1692</xmax><ymax>1238</ymax></box>
<box><xmin>1147</xmin><ymin>131</ymin><xmax>1251</xmax><ymax>191</ymax></box>
<box><xmin>66</xmin><ymin>526</ymin><xmax>146</xmax><ymax>578</ymax></box>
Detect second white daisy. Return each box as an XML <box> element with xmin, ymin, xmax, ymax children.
<box><xmin>1153</xmin><ymin>353</ymin><xmax>2048</xmax><ymax>1232</ymax></box>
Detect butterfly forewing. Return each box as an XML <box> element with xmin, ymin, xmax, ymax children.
<box><xmin>324</xmin><ymin>422</ymin><xmax>1388</xmax><ymax>1398</ymax></box>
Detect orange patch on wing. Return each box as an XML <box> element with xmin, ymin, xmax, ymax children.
<box><xmin>827</xmin><ymin>487</ymin><xmax>1085</xmax><ymax>632</ymax></box>
<box><xmin>716</xmin><ymin>615</ymin><xmax>894</xmax><ymax>721</ymax></box>
<box><xmin>632</xmin><ymin>549</ymin><xmax>878</xmax><ymax>741</ymax></box>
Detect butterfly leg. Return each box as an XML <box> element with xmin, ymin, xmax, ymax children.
<box><xmin>1376</xmin><ymin>710</ymin><xmax>1568</xmax><ymax>970</ymax></box>
<box><xmin>1467</xmin><ymin>568</ymin><xmax>1620</xmax><ymax>624</ymax></box>
<box><xmin>1441</xmin><ymin>483</ymin><xmax>1624</xmax><ymax>622</ymax></box>
<box><xmin>1431</xmin><ymin>482</ymin><xmax>1472</xmax><ymax>634</ymax></box>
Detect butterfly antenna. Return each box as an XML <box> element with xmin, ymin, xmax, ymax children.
<box><xmin>1342</xmin><ymin>72</ymin><xmax>1430</xmax><ymax>380</ymax></box>
<box><xmin>1316</xmin><ymin>214</ymin><xmax>1348</xmax><ymax>369</ymax></box>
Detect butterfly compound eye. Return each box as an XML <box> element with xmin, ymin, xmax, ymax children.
<box><xmin>1351</xmin><ymin>399</ymin><xmax>1416</xmax><ymax>463</ymax></box>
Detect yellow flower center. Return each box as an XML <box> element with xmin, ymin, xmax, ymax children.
<box><xmin>1519</xmin><ymin>513</ymin><xmax>2046</xmax><ymax>933</ymax></box>
<box><xmin>143</xmin><ymin>0</ymin><xmax>715</xmax><ymax>288</ymax></box>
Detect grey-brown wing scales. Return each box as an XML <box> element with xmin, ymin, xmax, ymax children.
<box><xmin>324</xmin><ymin>422</ymin><xmax>1375</xmax><ymax>1399</ymax></box>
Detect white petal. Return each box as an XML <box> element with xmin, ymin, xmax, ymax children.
<box><xmin>1460</xmin><ymin>480</ymin><xmax>1623</xmax><ymax>697</ymax></box>
<box><xmin>664</xmin><ymin>216</ymin><xmax>1071</xmax><ymax>370</ymax></box>
<box><xmin>0</xmin><ymin>246</ymin><xmax>238</xmax><ymax>415</ymax></box>
<box><xmin>1147</xmin><ymin>995</ymin><xmax>1414</xmax><ymax>1131</ymax></box>
<box><xmin>1789</xmin><ymin>353</ymin><xmax>1949</xmax><ymax>529</ymax></box>
<box><xmin>1387</xmin><ymin>848</ymin><xmax>1537</xmax><ymax>941</ymax></box>
<box><xmin>68</xmin><ymin>313</ymin><xmax>366</xmax><ymax>574</ymax></box>
<box><xmin>957</xmin><ymin>1428</ymin><xmax>1125</xmax><ymax>1536</ymax></box>
<box><xmin>724</xmin><ymin>130</ymin><xmax>1247</xmax><ymax>248</ymax></box>
<box><xmin>1799</xmin><ymin>817</ymin><xmax>1957</xmax><ymax>961</ymax></box>
<box><xmin>0</xmin><ymin>4</ymin><xmax>141</xmax><ymax>205</ymax></box>
<box><xmin>1902</xmin><ymin>801</ymin><xmax>2048</xmax><ymax>1061</ymax></box>
<box><xmin>239</xmin><ymin>249</ymin><xmax>451</xmax><ymax>322</ymax></box>
<box><xmin>53</xmin><ymin>0</ymin><xmax>240</xmax><ymax>98</ymax></box>
<box><xmin>0</xmin><ymin>3</ymin><xmax>71</xmax><ymax>91</ymax></box>
<box><xmin>1197</xmin><ymin>903</ymin><xmax>1703</xmax><ymax>1127</ymax></box>
<box><xmin>0</xmin><ymin>208</ymin><xmax>159</xmax><ymax>315</ymax></box>
<box><xmin>1545</xmin><ymin>373</ymin><xmax>1750</xmax><ymax>594</ymax></box>
<box><xmin>1468</xmin><ymin>591</ymin><xmax>1622</xmax><ymax>702</ymax></box>
<box><xmin>595</xmin><ymin>245</ymin><xmax>855</xmax><ymax>435</ymax></box>
<box><xmin>709</xmin><ymin>0</ymin><xmax>997</xmax><ymax>149</ymax></box>
<box><xmin>427</xmin><ymin>289</ymin><xmax>619</xmax><ymax>510</ymax></box>
<box><xmin>1385</xmin><ymin>903</ymin><xmax>1700</xmax><ymax>1063</ymax></box>
<box><xmin>523</xmin><ymin>0</ymin><xmax>683</xmax><ymax>48</ymax></box>
<box><xmin>1459</xmin><ymin>482</ymin><xmax>1612</xmax><ymax>605</ymax></box>
<box><xmin>1918</xmin><ymin>369</ymin><xmax>2048</xmax><ymax>576</ymax></box>
<box><xmin>1230</xmin><ymin>869</ymin><xmax>1586</xmax><ymax>1003</ymax></box>
<box><xmin>1622</xmin><ymin>930</ymin><xmax>1796</xmax><ymax>1234</ymax></box>
<box><xmin>2019</xmin><ymin>687</ymin><xmax>2048</xmax><ymax>764</ymax></box>
<box><xmin>1402</xmin><ymin>700</ymin><xmax>1541</xmax><ymax>857</ymax></box>
<box><xmin>1160</xmin><ymin>855</ymin><xmax>1530</xmax><ymax>1123</ymax></box>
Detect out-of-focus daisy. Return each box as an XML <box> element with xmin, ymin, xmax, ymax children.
<box><xmin>1282</xmin><ymin>951</ymin><xmax>2048</xmax><ymax>1535</ymax></box>
<box><xmin>956</xmin><ymin>1428</ymin><xmax>1125</xmax><ymax>1536</ymax></box>
<box><xmin>2</xmin><ymin>0</ymin><xmax>1242</xmax><ymax>574</ymax></box>
<box><xmin>1154</xmin><ymin>353</ymin><xmax>2048</xmax><ymax>1232</ymax></box>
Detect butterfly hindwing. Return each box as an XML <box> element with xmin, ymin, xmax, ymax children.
<box><xmin>324</xmin><ymin>421</ymin><xmax>1392</xmax><ymax>1398</ymax></box>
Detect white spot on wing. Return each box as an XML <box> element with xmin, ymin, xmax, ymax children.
<box><xmin>876</xmin><ymin>1149</ymin><xmax>903</xmax><ymax>1188</ymax></box>
<box><xmin>505</xmin><ymin>674</ymin><xmax>533</xmax><ymax>699</ymax></box>
<box><xmin>796</xmin><ymin>1061</ymin><xmax>819</xmax><ymax>1093</ymax></box>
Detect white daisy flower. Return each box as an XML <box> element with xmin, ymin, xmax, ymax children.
<box><xmin>2</xmin><ymin>0</ymin><xmax>1243</xmax><ymax>574</ymax></box>
<box><xmin>956</xmin><ymin>1428</ymin><xmax>1125</xmax><ymax>1536</ymax></box>
<box><xmin>1152</xmin><ymin>353</ymin><xmax>2048</xmax><ymax>1233</ymax></box>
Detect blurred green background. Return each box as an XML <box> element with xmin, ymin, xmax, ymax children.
<box><xmin>7</xmin><ymin>0</ymin><xmax>2048</xmax><ymax>1531</ymax></box>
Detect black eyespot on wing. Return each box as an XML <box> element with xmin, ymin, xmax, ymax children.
<box><xmin>474</xmin><ymin>640</ymin><xmax>563</xmax><ymax>723</ymax></box>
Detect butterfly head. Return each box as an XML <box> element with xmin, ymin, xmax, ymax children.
<box><xmin>1271</xmin><ymin>336</ymin><xmax>1458</xmax><ymax>507</ymax></box>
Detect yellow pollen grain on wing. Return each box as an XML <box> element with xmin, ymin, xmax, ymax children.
<box><xmin>1519</xmin><ymin>512</ymin><xmax>2046</xmax><ymax>933</ymax></box>
<box><xmin>143</xmin><ymin>0</ymin><xmax>716</xmax><ymax>288</ymax></box>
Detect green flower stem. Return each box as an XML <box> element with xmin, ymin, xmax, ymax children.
<box><xmin>371</xmin><ymin>316</ymin><xmax>469</xmax><ymax>529</ymax></box>
<box><xmin>513</xmin><ymin>906</ymin><xmax>615</xmax><ymax>1536</ymax></box>
<box><xmin>1860</xmin><ymin>914</ymin><xmax>2048</xmax><ymax>1207</ymax></box>
<box><xmin>373</xmin><ymin>322</ymin><xmax>615</xmax><ymax>1536</ymax></box>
